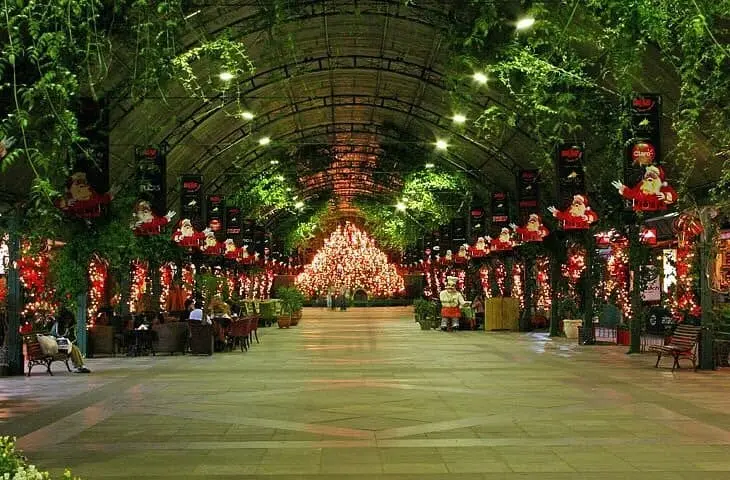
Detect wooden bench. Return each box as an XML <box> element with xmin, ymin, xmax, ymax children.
<box><xmin>23</xmin><ymin>335</ymin><xmax>72</xmax><ymax>377</ymax></box>
<box><xmin>648</xmin><ymin>324</ymin><xmax>701</xmax><ymax>371</ymax></box>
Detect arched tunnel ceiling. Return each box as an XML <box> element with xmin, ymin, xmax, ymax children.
<box><xmin>110</xmin><ymin>0</ymin><xmax>536</xmax><ymax>208</ymax></box>
<box><xmin>106</xmin><ymin>0</ymin><xmax>717</xmax><ymax>212</ymax></box>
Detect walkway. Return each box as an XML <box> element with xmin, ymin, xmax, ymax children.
<box><xmin>3</xmin><ymin>307</ymin><xmax>730</xmax><ymax>479</ymax></box>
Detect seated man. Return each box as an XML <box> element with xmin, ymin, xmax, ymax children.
<box><xmin>188</xmin><ymin>304</ymin><xmax>212</xmax><ymax>325</ymax></box>
<box><xmin>50</xmin><ymin>313</ymin><xmax>90</xmax><ymax>373</ymax></box>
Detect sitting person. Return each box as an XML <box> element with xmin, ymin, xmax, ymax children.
<box><xmin>188</xmin><ymin>302</ymin><xmax>212</xmax><ymax>325</ymax></box>
<box><xmin>50</xmin><ymin>313</ymin><xmax>90</xmax><ymax>373</ymax></box>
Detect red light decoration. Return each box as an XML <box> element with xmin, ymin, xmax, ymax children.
<box><xmin>17</xmin><ymin>243</ymin><xmax>58</xmax><ymax>317</ymax></box>
<box><xmin>182</xmin><ymin>263</ymin><xmax>196</xmax><ymax>300</ymax></box>
<box><xmin>669</xmin><ymin>213</ymin><xmax>702</xmax><ymax>320</ymax></box>
<box><xmin>159</xmin><ymin>262</ymin><xmax>177</xmax><ymax>311</ymax></box>
<box><xmin>511</xmin><ymin>262</ymin><xmax>524</xmax><ymax>308</ymax></box>
<box><xmin>129</xmin><ymin>260</ymin><xmax>149</xmax><ymax>313</ymax></box>
<box><xmin>296</xmin><ymin>223</ymin><xmax>405</xmax><ymax>298</ymax></box>
<box><xmin>479</xmin><ymin>265</ymin><xmax>492</xmax><ymax>299</ymax></box>
<box><xmin>87</xmin><ymin>256</ymin><xmax>108</xmax><ymax>326</ymax></box>
<box><xmin>599</xmin><ymin>242</ymin><xmax>632</xmax><ymax>320</ymax></box>
<box><xmin>535</xmin><ymin>256</ymin><xmax>552</xmax><ymax>311</ymax></box>
<box><xmin>494</xmin><ymin>261</ymin><xmax>507</xmax><ymax>296</ymax></box>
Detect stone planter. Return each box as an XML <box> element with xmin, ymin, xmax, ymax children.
<box><xmin>277</xmin><ymin>316</ymin><xmax>291</xmax><ymax>329</ymax></box>
<box><xmin>562</xmin><ymin>319</ymin><xmax>582</xmax><ymax>339</ymax></box>
<box><xmin>290</xmin><ymin>310</ymin><xmax>302</xmax><ymax>326</ymax></box>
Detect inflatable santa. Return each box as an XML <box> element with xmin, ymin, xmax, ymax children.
<box><xmin>469</xmin><ymin>237</ymin><xmax>489</xmax><ymax>258</ymax></box>
<box><xmin>511</xmin><ymin>214</ymin><xmax>549</xmax><ymax>243</ymax></box>
<box><xmin>56</xmin><ymin>171</ymin><xmax>114</xmax><ymax>218</ymax></box>
<box><xmin>454</xmin><ymin>244</ymin><xmax>469</xmax><ymax>264</ymax></box>
<box><xmin>200</xmin><ymin>229</ymin><xmax>224</xmax><ymax>255</ymax></box>
<box><xmin>238</xmin><ymin>245</ymin><xmax>253</xmax><ymax>264</ymax></box>
<box><xmin>131</xmin><ymin>200</ymin><xmax>175</xmax><ymax>236</ymax></box>
<box><xmin>612</xmin><ymin>165</ymin><xmax>677</xmax><ymax>212</ymax></box>
<box><xmin>172</xmin><ymin>219</ymin><xmax>206</xmax><ymax>249</ymax></box>
<box><xmin>441</xmin><ymin>249</ymin><xmax>453</xmax><ymax>265</ymax></box>
<box><xmin>489</xmin><ymin>227</ymin><xmax>514</xmax><ymax>251</ymax></box>
<box><xmin>223</xmin><ymin>239</ymin><xmax>239</xmax><ymax>260</ymax></box>
<box><xmin>439</xmin><ymin>276</ymin><xmax>465</xmax><ymax>331</ymax></box>
<box><xmin>548</xmin><ymin>194</ymin><xmax>598</xmax><ymax>230</ymax></box>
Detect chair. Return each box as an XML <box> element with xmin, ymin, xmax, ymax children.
<box><xmin>648</xmin><ymin>324</ymin><xmax>701</xmax><ymax>371</ymax></box>
<box><xmin>188</xmin><ymin>321</ymin><xmax>213</xmax><ymax>355</ymax></box>
<box><xmin>248</xmin><ymin>314</ymin><xmax>260</xmax><ymax>345</ymax></box>
<box><xmin>88</xmin><ymin>325</ymin><xmax>114</xmax><ymax>356</ymax></box>
<box><xmin>229</xmin><ymin>318</ymin><xmax>249</xmax><ymax>352</ymax></box>
<box><xmin>23</xmin><ymin>335</ymin><xmax>72</xmax><ymax>377</ymax></box>
<box><xmin>152</xmin><ymin>322</ymin><xmax>188</xmax><ymax>355</ymax></box>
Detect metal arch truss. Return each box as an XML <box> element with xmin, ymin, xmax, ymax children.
<box><xmin>182</xmin><ymin>93</ymin><xmax>520</xmax><ymax>183</ymax></box>
<box><xmin>206</xmin><ymin>122</ymin><xmax>504</xmax><ymax>196</ymax></box>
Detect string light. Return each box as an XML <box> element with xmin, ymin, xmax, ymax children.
<box><xmin>511</xmin><ymin>262</ymin><xmax>524</xmax><ymax>309</ymax></box>
<box><xmin>535</xmin><ymin>256</ymin><xmax>552</xmax><ymax>311</ymax></box>
<box><xmin>296</xmin><ymin>223</ymin><xmax>405</xmax><ymax>298</ymax></box>
<box><xmin>182</xmin><ymin>263</ymin><xmax>196</xmax><ymax>301</ymax></box>
<box><xmin>17</xmin><ymin>242</ymin><xmax>58</xmax><ymax>318</ymax></box>
<box><xmin>87</xmin><ymin>257</ymin><xmax>108</xmax><ymax>326</ymax></box>
<box><xmin>599</xmin><ymin>241</ymin><xmax>631</xmax><ymax>320</ymax></box>
<box><xmin>159</xmin><ymin>262</ymin><xmax>177</xmax><ymax>311</ymax></box>
<box><xmin>128</xmin><ymin>260</ymin><xmax>149</xmax><ymax>313</ymax></box>
<box><xmin>494</xmin><ymin>261</ymin><xmax>507</xmax><ymax>297</ymax></box>
<box><xmin>479</xmin><ymin>265</ymin><xmax>493</xmax><ymax>299</ymax></box>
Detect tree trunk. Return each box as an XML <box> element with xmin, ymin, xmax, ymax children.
<box><xmin>5</xmin><ymin>218</ymin><xmax>22</xmax><ymax>376</ymax></box>
<box><xmin>628</xmin><ymin>223</ymin><xmax>642</xmax><ymax>354</ymax></box>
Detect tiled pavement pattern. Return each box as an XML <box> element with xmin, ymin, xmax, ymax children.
<box><xmin>3</xmin><ymin>306</ymin><xmax>730</xmax><ymax>479</ymax></box>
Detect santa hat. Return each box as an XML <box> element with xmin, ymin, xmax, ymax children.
<box><xmin>529</xmin><ymin>213</ymin><xmax>540</xmax><ymax>222</ymax></box>
<box><xmin>573</xmin><ymin>194</ymin><xmax>587</xmax><ymax>205</ymax></box>
<box><xmin>181</xmin><ymin>219</ymin><xmax>192</xmax><ymax>228</ymax></box>
<box><xmin>135</xmin><ymin>200</ymin><xmax>151</xmax><ymax>211</ymax></box>
<box><xmin>70</xmin><ymin>172</ymin><xmax>88</xmax><ymax>183</ymax></box>
<box><xmin>224</xmin><ymin>239</ymin><xmax>234</xmax><ymax>245</ymax></box>
<box><xmin>500</xmin><ymin>227</ymin><xmax>510</xmax><ymax>234</ymax></box>
<box><xmin>477</xmin><ymin>236</ymin><xmax>485</xmax><ymax>242</ymax></box>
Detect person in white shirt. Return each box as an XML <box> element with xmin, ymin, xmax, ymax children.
<box><xmin>188</xmin><ymin>306</ymin><xmax>212</xmax><ymax>325</ymax></box>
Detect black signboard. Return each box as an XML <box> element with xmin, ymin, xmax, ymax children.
<box><xmin>135</xmin><ymin>146</ymin><xmax>167</xmax><ymax>215</ymax></box>
<box><xmin>241</xmin><ymin>219</ymin><xmax>256</xmax><ymax>251</ymax></box>
<box><xmin>179</xmin><ymin>174</ymin><xmax>204</xmax><ymax>230</ymax></box>
<box><xmin>556</xmin><ymin>143</ymin><xmax>586</xmax><ymax>210</ymax></box>
<box><xmin>206</xmin><ymin>195</ymin><xmax>225</xmax><ymax>240</ymax></box>
<box><xmin>451</xmin><ymin>217</ymin><xmax>467</xmax><ymax>250</ymax></box>
<box><xmin>625</xmin><ymin>93</ymin><xmax>662</xmax><ymax>189</ymax></box>
<box><xmin>491</xmin><ymin>192</ymin><xmax>509</xmax><ymax>227</ymax></box>
<box><xmin>517</xmin><ymin>169</ymin><xmax>540</xmax><ymax>224</ymax></box>
<box><xmin>76</xmin><ymin>97</ymin><xmax>109</xmax><ymax>194</ymax></box>
<box><xmin>225</xmin><ymin>206</ymin><xmax>243</xmax><ymax>244</ymax></box>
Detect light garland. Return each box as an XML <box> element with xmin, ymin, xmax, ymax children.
<box><xmin>494</xmin><ymin>261</ymin><xmax>507</xmax><ymax>297</ymax></box>
<box><xmin>535</xmin><ymin>256</ymin><xmax>552</xmax><ymax>311</ymax></box>
<box><xmin>296</xmin><ymin>223</ymin><xmax>404</xmax><ymax>298</ymax></box>
<box><xmin>159</xmin><ymin>262</ymin><xmax>177</xmax><ymax>311</ymax></box>
<box><xmin>669</xmin><ymin>246</ymin><xmax>700</xmax><ymax>320</ymax></box>
<box><xmin>128</xmin><ymin>260</ymin><xmax>149</xmax><ymax>313</ymax></box>
<box><xmin>182</xmin><ymin>263</ymin><xmax>196</xmax><ymax>300</ymax></box>
<box><xmin>599</xmin><ymin>241</ymin><xmax>632</xmax><ymax>319</ymax></box>
<box><xmin>479</xmin><ymin>265</ymin><xmax>492</xmax><ymax>299</ymax></box>
<box><xmin>511</xmin><ymin>262</ymin><xmax>524</xmax><ymax>308</ymax></box>
<box><xmin>87</xmin><ymin>256</ymin><xmax>108</xmax><ymax>326</ymax></box>
<box><xmin>17</xmin><ymin>243</ymin><xmax>57</xmax><ymax>318</ymax></box>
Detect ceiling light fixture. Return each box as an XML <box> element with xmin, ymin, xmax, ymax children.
<box><xmin>184</xmin><ymin>9</ymin><xmax>201</xmax><ymax>19</ymax></box>
<box><xmin>275</xmin><ymin>175</ymin><xmax>284</xmax><ymax>181</ymax></box>
<box><xmin>270</xmin><ymin>159</ymin><xmax>279</xmax><ymax>165</ymax></box>
<box><xmin>516</xmin><ymin>17</ymin><xmax>535</xmax><ymax>30</ymax></box>
<box><xmin>295</xmin><ymin>201</ymin><xmax>304</xmax><ymax>209</ymax></box>
<box><xmin>452</xmin><ymin>113</ymin><xmax>467</xmax><ymax>124</ymax></box>
<box><xmin>259</xmin><ymin>137</ymin><xmax>271</xmax><ymax>146</ymax></box>
<box><xmin>472</xmin><ymin>72</ymin><xmax>488</xmax><ymax>84</ymax></box>
<box><xmin>219</xmin><ymin>71</ymin><xmax>234</xmax><ymax>81</ymax></box>
<box><xmin>239</xmin><ymin>111</ymin><xmax>254</xmax><ymax>120</ymax></box>
<box><xmin>425</xmin><ymin>163</ymin><xmax>435</xmax><ymax>169</ymax></box>
<box><xmin>435</xmin><ymin>139</ymin><xmax>448</xmax><ymax>151</ymax></box>
<box><xmin>396</xmin><ymin>202</ymin><xmax>407</xmax><ymax>212</ymax></box>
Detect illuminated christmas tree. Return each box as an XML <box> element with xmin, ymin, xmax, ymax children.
<box><xmin>296</xmin><ymin>223</ymin><xmax>405</xmax><ymax>298</ymax></box>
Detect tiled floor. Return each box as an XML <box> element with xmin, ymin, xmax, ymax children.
<box><xmin>3</xmin><ymin>307</ymin><xmax>730</xmax><ymax>479</ymax></box>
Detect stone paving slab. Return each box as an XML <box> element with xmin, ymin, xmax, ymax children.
<box><xmin>2</xmin><ymin>306</ymin><xmax>730</xmax><ymax>479</ymax></box>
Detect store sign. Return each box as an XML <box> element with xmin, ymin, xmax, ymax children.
<box><xmin>641</xmin><ymin>266</ymin><xmax>661</xmax><ymax>303</ymax></box>
<box><xmin>226</xmin><ymin>206</ymin><xmax>242</xmax><ymax>244</ymax></box>
<box><xmin>206</xmin><ymin>195</ymin><xmax>225</xmax><ymax>239</ymax></box>
<box><xmin>625</xmin><ymin>94</ymin><xmax>662</xmax><ymax>209</ymax></box>
<box><xmin>135</xmin><ymin>146</ymin><xmax>167</xmax><ymax>215</ymax></box>
<box><xmin>491</xmin><ymin>192</ymin><xmax>509</xmax><ymax>226</ymax></box>
<box><xmin>179</xmin><ymin>174</ymin><xmax>204</xmax><ymax>230</ymax></box>
<box><xmin>556</xmin><ymin>143</ymin><xmax>586</xmax><ymax>211</ymax></box>
<box><xmin>662</xmin><ymin>249</ymin><xmax>677</xmax><ymax>294</ymax></box>
<box><xmin>517</xmin><ymin>169</ymin><xmax>540</xmax><ymax>223</ymax></box>
<box><xmin>640</xmin><ymin>227</ymin><xmax>657</xmax><ymax>245</ymax></box>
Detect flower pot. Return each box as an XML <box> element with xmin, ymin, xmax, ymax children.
<box><xmin>277</xmin><ymin>316</ymin><xmax>291</xmax><ymax>329</ymax></box>
<box><xmin>562</xmin><ymin>319</ymin><xmax>582</xmax><ymax>339</ymax></box>
<box><xmin>290</xmin><ymin>310</ymin><xmax>302</xmax><ymax>326</ymax></box>
<box><xmin>418</xmin><ymin>320</ymin><xmax>431</xmax><ymax>330</ymax></box>
<box><xmin>617</xmin><ymin>329</ymin><xmax>630</xmax><ymax>346</ymax></box>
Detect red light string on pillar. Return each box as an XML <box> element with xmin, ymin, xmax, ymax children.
<box><xmin>128</xmin><ymin>260</ymin><xmax>149</xmax><ymax>313</ymax></box>
<box><xmin>87</xmin><ymin>256</ymin><xmax>108</xmax><ymax>326</ymax></box>
<box><xmin>535</xmin><ymin>256</ymin><xmax>552</xmax><ymax>311</ymax></box>
<box><xmin>511</xmin><ymin>262</ymin><xmax>524</xmax><ymax>308</ymax></box>
<box><xmin>494</xmin><ymin>261</ymin><xmax>507</xmax><ymax>297</ymax></box>
<box><xmin>159</xmin><ymin>262</ymin><xmax>177</xmax><ymax>311</ymax></box>
<box><xmin>600</xmin><ymin>241</ymin><xmax>632</xmax><ymax>320</ymax></box>
<box><xmin>17</xmin><ymin>242</ymin><xmax>57</xmax><ymax>318</ymax></box>
<box><xmin>479</xmin><ymin>265</ymin><xmax>493</xmax><ymax>299</ymax></box>
<box><xmin>182</xmin><ymin>263</ymin><xmax>196</xmax><ymax>301</ymax></box>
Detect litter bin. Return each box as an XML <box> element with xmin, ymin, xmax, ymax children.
<box><xmin>563</xmin><ymin>319</ymin><xmax>582</xmax><ymax>339</ymax></box>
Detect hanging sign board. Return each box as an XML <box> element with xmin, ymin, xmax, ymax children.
<box><xmin>225</xmin><ymin>206</ymin><xmax>243</xmax><ymax>244</ymax></box>
<box><xmin>206</xmin><ymin>195</ymin><xmax>225</xmax><ymax>240</ymax></box>
<box><xmin>135</xmin><ymin>146</ymin><xmax>167</xmax><ymax>215</ymax></box>
<box><xmin>556</xmin><ymin>143</ymin><xmax>586</xmax><ymax>211</ymax></box>
<box><xmin>179</xmin><ymin>174</ymin><xmax>204</xmax><ymax>230</ymax></box>
<box><xmin>517</xmin><ymin>169</ymin><xmax>540</xmax><ymax>224</ymax></box>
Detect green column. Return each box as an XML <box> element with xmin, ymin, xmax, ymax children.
<box><xmin>75</xmin><ymin>293</ymin><xmax>88</xmax><ymax>357</ymax></box>
<box><xmin>549</xmin><ymin>255</ymin><xmax>561</xmax><ymax>337</ymax></box>
<box><xmin>520</xmin><ymin>254</ymin><xmax>534</xmax><ymax>332</ymax></box>
<box><xmin>698</xmin><ymin>209</ymin><xmax>716</xmax><ymax>370</ymax></box>
<box><xmin>5</xmin><ymin>227</ymin><xmax>22</xmax><ymax>375</ymax></box>
<box><xmin>581</xmin><ymin>231</ymin><xmax>595</xmax><ymax>344</ymax></box>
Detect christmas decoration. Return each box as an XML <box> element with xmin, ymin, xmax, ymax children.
<box><xmin>128</xmin><ymin>260</ymin><xmax>149</xmax><ymax>313</ymax></box>
<box><xmin>599</xmin><ymin>241</ymin><xmax>632</xmax><ymax>319</ymax></box>
<box><xmin>612</xmin><ymin>165</ymin><xmax>677</xmax><ymax>212</ymax></box>
<box><xmin>131</xmin><ymin>200</ymin><xmax>175</xmax><ymax>236</ymax></box>
<box><xmin>535</xmin><ymin>257</ymin><xmax>552</xmax><ymax>311</ymax></box>
<box><xmin>548</xmin><ymin>194</ymin><xmax>598</xmax><ymax>230</ymax></box>
<box><xmin>511</xmin><ymin>214</ymin><xmax>549</xmax><ymax>243</ymax></box>
<box><xmin>87</xmin><ymin>256</ymin><xmax>108</xmax><ymax>325</ymax></box>
<box><xmin>454</xmin><ymin>244</ymin><xmax>469</xmax><ymax>264</ymax></box>
<box><xmin>511</xmin><ymin>262</ymin><xmax>524</xmax><ymax>308</ymax></box>
<box><xmin>182</xmin><ymin>263</ymin><xmax>196</xmax><ymax>300</ymax></box>
<box><xmin>159</xmin><ymin>262</ymin><xmax>176</xmax><ymax>311</ymax></box>
<box><xmin>440</xmin><ymin>249</ymin><xmax>454</xmax><ymax>265</ymax></box>
<box><xmin>479</xmin><ymin>265</ymin><xmax>493</xmax><ymax>299</ymax></box>
<box><xmin>562</xmin><ymin>245</ymin><xmax>587</xmax><ymax>283</ymax></box>
<box><xmin>469</xmin><ymin>237</ymin><xmax>489</xmax><ymax>257</ymax></box>
<box><xmin>489</xmin><ymin>227</ymin><xmax>515</xmax><ymax>251</ymax></box>
<box><xmin>223</xmin><ymin>239</ymin><xmax>239</xmax><ymax>260</ymax></box>
<box><xmin>295</xmin><ymin>223</ymin><xmax>404</xmax><ymax>298</ymax></box>
<box><xmin>17</xmin><ymin>244</ymin><xmax>58</xmax><ymax>317</ymax></box>
<box><xmin>494</xmin><ymin>261</ymin><xmax>507</xmax><ymax>296</ymax></box>
<box><xmin>56</xmin><ymin>171</ymin><xmax>113</xmax><ymax>218</ymax></box>
<box><xmin>172</xmin><ymin>218</ymin><xmax>206</xmax><ymax>249</ymax></box>
<box><xmin>669</xmin><ymin>213</ymin><xmax>702</xmax><ymax>320</ymax></box>
<box><xmin>200</xmin><ymin>229</ymin><xmax>224</xmax><ymax>255</ymax></box>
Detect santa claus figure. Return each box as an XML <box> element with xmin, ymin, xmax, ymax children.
<box><xmin>439</xmin><ymin>276</ymin><xmax>465</xmax><ymax>331</ymax></box>
<box><xmin>548</xmin><ymin>194</ymin><xmax>599</xmax><ymax>230</ymax></box>
<box><xmin>238</xmin><ymin>245</ymin><xmax>252</xmax><ymax>264</ymax></box>
<box><xmin>223</xmin><ymin>239</ymin><xmax>239</xmax><ymax>260</ymax></box>
<box><xmin>489</xmin><ymin>227</ymin><xmax>514</xmax><ymax>251</ymax></box>
<box><xmin>454</xmin><ymin>244</ymin><xmax>469</xmax><ymax>264</ymax></box>
<box><xmin>131</xmin><ymin>200</ymin><xmax>175</xmax><ymax>236</ymax></box>
<box><xmin>56</xmin><ymin>171</ymin><xmax>114</xmax><ymax>218</ymax></box>
<box><xmin>441</xmin><ymin>249</ymin><xmax>453</xmax><ymax>265</ymax></box>
<box><xmin>511</xmin><ymin>214</ymin><xmax>550</xmax><ymax>243</ymax></box>
<box><xmin>172</xmin><ymin>219</ymin><xmax>206</xmax><ymax>249</ymax></box>
<box><xmin>612</xmin><ymin>165</ymin><xmax>677</xmax><ymax>212</ymax></box>
<box><xmin>201</xmin><ymin>229</ymin><xmax>224</xmax><ymax>255</ymax></box>
<box><xmin>469</xmin><ymin>237</ymin><xmax>489</xmax><ymax>258</ymax></box>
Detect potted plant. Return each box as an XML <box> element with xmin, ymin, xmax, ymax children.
<box><xmin>413</xmin><ymin>299</ymin><xmax>432</xmax><ymax>330</ymax></box>
<box><xmin>277</xmin><ymin>287</ymin><xmax>305</xmax><ymax>328</ymax></box>
<box><xmin>559</xmin><ymin>297</ymin><xmax>583</xmax><ymax>339</ymax></box>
